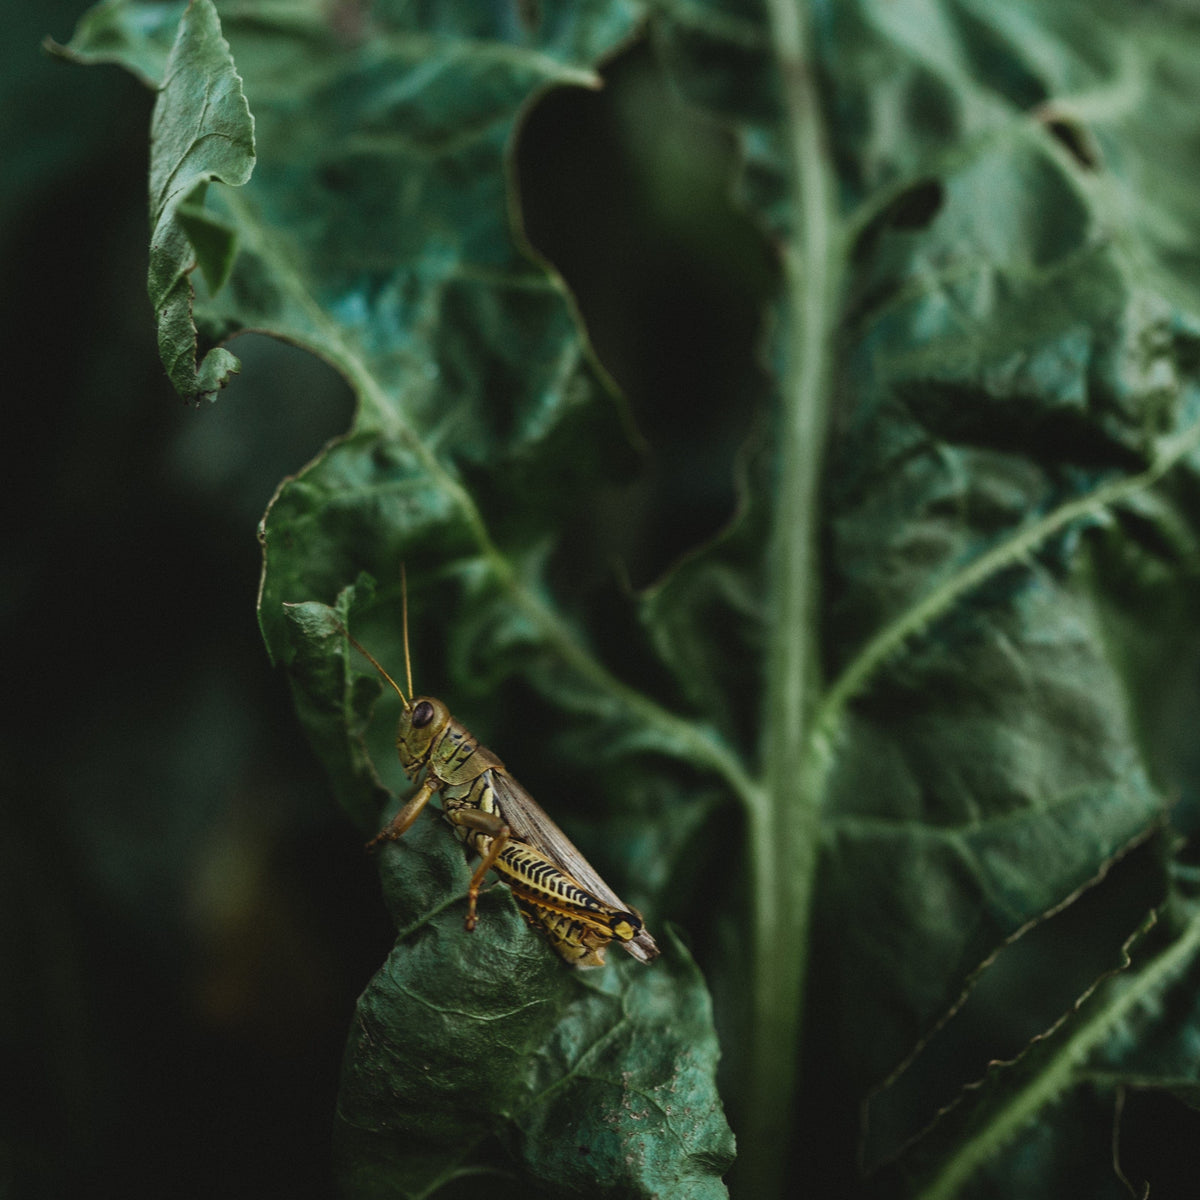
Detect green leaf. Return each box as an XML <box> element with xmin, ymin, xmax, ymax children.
<box><xmin>146</xmin><ymin>0</ymin><xmax>254</xmax><ymax>402</ymax></box>
<box><xmin>175</xmin><ymin>191</ymin><xmax>240</xmax><ymax>293</ymax></box>
<box><xmin>337</xmin><ymin>906</ymin><xmax>732</xmax><ymax>1199</ymax></box>
<box><xmin>284</xmin><ymin>591</ymin><xmax>734</xmax><ymax>1197</ymax></box>
<box><xmin>68</xmin><ymin>0</ymin><xmax>1200</xmax><ymax>1196</ymax></box>
<box><xmin>77</xmin><ymin>4</ymin><xmax>734</xmax><ymax>1192</ymax></box>
<box><xmin>60</xmin><ymin>0</ymin><xmax>254</xmax><ymax>401</ymax></box>
<box><xmin>866</xmin><ymin>863</ymin><xmax>1200</xmax><ymax>1200</ymax></box>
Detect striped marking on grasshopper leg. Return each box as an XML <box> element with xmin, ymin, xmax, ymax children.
<box><xmin>497</xmin><ymin>839</ymin><xmax>643</xmax><ymax>943</ymax></box>
<box><xmin>447</xmin><ymin>807</ymin><xmax>643</xmax><ymax>943</ymax></box>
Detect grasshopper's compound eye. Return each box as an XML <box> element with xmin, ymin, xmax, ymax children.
<box><xmin>412</xmin><ymin>700</ymin><xmax>435</xmax><ymax>728</ymax></box>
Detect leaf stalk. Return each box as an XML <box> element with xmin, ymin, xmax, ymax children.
<box><xmin>742</xmin><ymin>1</ymin><xmax>841</xmax><ymax>1195</ymax></box>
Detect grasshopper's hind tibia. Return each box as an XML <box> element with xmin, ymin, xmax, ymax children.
<box><xmin>446</xmin><ymin>805</ymin><xmax>513</xmax><ymax>932</ymax></box>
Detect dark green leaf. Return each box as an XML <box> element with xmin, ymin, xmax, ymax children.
<box><xmin>71</xmin><ymin>4</ymin><xmax>735</xmax><ymax>1192</ymax></box>
<box><xmin>869</xmin><ymin>866</ymin><xmax>1200</xmax><ymax>1200</ymax></box>
<box><xmin>337</xmin><ymin>905</ymin><xmax>732</xmax><ymax>1200</ymax></box>
<box><xmin>68</xmin><ymin>0</ymin><xmax>1200</xmax><ymax>1196</ymax></box>
<box><xmin>148</xmin><ymin>0</ymin><xmax>254</xmax><ymax>401</ymax></box>
<box><xmin>61</xmin><ymin>0</ymin><xmax>254</xmax><ymax>401</ymax></box>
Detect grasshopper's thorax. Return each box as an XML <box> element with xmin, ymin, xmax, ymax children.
<box><xmin>428</xmin><ymin>713</ymin><xmax>505</xmax><ymax>785</ymax></box>
<box><xmin>395</xmin><ymin>697</ymin><xmax>505</xmax><ymax>784</ymax></box>
<box><xmin>394</xmin><ymin>696</ymin><xmax>451</xmax><ymax>778</ymax></box>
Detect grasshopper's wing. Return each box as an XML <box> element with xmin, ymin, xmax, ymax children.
<box><xmin>491</xmin><ymin>771</ymin><xmax>660</xmax><ymax>963</ymax></box>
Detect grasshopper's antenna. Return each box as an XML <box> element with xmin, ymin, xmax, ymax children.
<box><xmin>339</xmin><ymin>622</ymin><xmax>412</xmax><ymax>710</ymax></box>
<box><xmin>401</xmin><ymin>563</ymin><xmax>414</xmax><ymax>702</ymax></box>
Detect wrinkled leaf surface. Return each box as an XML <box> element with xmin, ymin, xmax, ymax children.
<box><xmin>63</xmin><ymin>0</ymin><xmax>1200</xmax><ymax>1196</ymax></box>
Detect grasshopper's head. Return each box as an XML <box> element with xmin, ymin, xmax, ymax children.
<box><xmin>335</xmin><ymin>574</ymin><xmax>445</xmax><ymax>777</ymax></box>
<box><xmin>395</xmin><ymin>695</ymin><xmax>451</xmax><ymax>775</ymax></box>
<box><xmin>340</xmin><ymin>565</ymin><xmax>449</xmax><ymax>779</ymax></box>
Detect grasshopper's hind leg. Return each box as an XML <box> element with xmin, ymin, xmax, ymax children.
<box><xmin>515</xmin><ymin>896</ymin><xmax>610</xmax><ymax>967</ymax></box>
<box><xmin>447</xmin><ymin>807</ymin><xmax>513</xmax><ymax>931</ymax></box>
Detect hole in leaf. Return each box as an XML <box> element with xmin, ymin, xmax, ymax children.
<box><xmin>166</xmin><ymin>334</ymin><xmax>355</xmax><ymax>520</ymax></box>
<box><xmin>884</xmin><ymin>178</ymin><xmax>945</xmax><ymax>230</ymax></box>
<box><xmin>1040</xmin><ymin>111</ymin><xmax>1103</xmax><ymax>171</ymax></box>
<box><xmin>849</xmin><ymin>178</ymin><xmax>945</xmax><ymax>266</ymax></box>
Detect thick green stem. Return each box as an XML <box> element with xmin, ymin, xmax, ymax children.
<box><xmin>741</xmin><ymin>2</ymin><xmax>839</xmax><ymax>1195</ymax></box>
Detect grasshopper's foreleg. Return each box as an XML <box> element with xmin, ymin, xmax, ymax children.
<box><xmin>445</xmin><ymin>807</ymin><xmax>512</xmax><ymax>932</ymax></box>
<box><xmin>366</xmin><ymin>777</ymin><xmax>439</xmax><ymax>853</ymax></box>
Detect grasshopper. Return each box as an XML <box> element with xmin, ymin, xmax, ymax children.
<box><xmin>341</xmin><ymin>583</ymin><xmax>659</xmax><ymax>967</ymax></box>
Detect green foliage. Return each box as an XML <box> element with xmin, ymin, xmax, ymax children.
<box><xmin>147</xmin><ymin>0</ymin><xmax>254</xmax><ymax>400</ymax></box>
<box><xmin>62</xmin><ymin>0</ymin><xmax>1200</xmax><ymax>1197</ymax></box>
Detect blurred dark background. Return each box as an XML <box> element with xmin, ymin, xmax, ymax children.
<box><xmin>2</xmin><ymin>5</ymin><xmax>769</xmax><ymax>1196</ymax></box>
<box><xmin>4</xmin><ymin>5</ymin><xmax>387</xmax><ymax>1196</ymax></box>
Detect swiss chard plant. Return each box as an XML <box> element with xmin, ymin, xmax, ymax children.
<box><xmin>59</xmin><ymin>0</ymin><xmax>1200</xmax><ymax>1196</ymax></box>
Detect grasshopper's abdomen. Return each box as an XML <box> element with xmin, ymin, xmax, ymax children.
<box><xmin>496</xmin><ymin>841</ymin><xmax>643</xmax><ymax>943</ymax></box>
<box><xmin>514</xmin><ymin>897</ymin><xmax>613</xmax><ymax>967</ymax></box>
<box><xmin>424</xmin><ymin>723</ymin><xmax>654</xmax><ymax>965</ymax></box>
<box><xmin>441</xmin><ymin>771</ymin><xmax>642</xmax><ymax>945</ymax></box>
